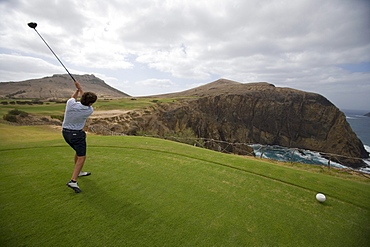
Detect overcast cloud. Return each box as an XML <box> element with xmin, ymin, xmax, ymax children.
<box><xmin>0</xmin><ymin>0</ymin><xmax>369</xmax><ymax>110</ymax></box>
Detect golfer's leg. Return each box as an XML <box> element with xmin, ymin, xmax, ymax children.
<box><xmin>71</xmin><ymin>156</ymin><xmax>86</xmax><ymax>181</ymax></box>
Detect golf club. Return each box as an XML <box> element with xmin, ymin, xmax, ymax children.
<box><xmin>27</xmin><ymin>22</ymin><xmax>76</xmax><ymax>82</ymax></box>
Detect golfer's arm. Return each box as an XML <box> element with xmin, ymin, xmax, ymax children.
<box><xmin>73</xmin><ymin>81</ymin><xmax>84</xmax><ymax>98</ymax></box>
<box><xmin>71</xmin><ymin>89</ymin><xmax>80</xmax><ymax>99</ymax></box>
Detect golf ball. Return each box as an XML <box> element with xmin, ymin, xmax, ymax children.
<box><xmin>316</xmin><ymin>193</ymin><xmax>326</xmax><ymax>202</ymax></box>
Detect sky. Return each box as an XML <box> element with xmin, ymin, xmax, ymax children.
<box><xmin>0</xmin><ymin>0</ymin><xmax>369</xmax><ymax>110</ymax></box>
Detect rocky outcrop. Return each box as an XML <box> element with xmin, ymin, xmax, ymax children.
<box><xmin>87</xmin><ymin>80</ymin><xmax>368</xmax><ymax>168</ymax></box>
<box><xmin>158</xmin><ymin>95</ymin><xmax>367</xmax><ymax>167</ymax></box>
<box><xmin>0</xmin><ymin>74</ymin><xmax>129</xmax><ymax>99</ymax></box>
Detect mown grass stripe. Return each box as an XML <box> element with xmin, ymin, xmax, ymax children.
<box><xmin>89</xmin><ymin>145</ymin><xmax>370</xmax><ymax>211</ymax></box>
<box><xmin>1</xmin><ymin>126</ymin><xmax>369</xmax><ymax>246</ymax></box>
<box><xmin>2</xmin><ymin>142</ymin><xmax>367</xmax><ymax>210</ymax></box>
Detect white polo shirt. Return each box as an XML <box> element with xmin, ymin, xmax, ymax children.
<box><xmin>62</xmin><ymin>98</ymin><xmax>94</xmax><ymax>130</ymax></box>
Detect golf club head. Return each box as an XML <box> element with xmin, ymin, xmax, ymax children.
<box><xmin>28</xmin><ymin>22</ymin><xmax>37</xmax><ymax>29</ymax></box>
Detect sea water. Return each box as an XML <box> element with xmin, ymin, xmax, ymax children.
<box><xmin>249</xmin><ymin>144</ymin><xmax>347</xmax><ymax>169</ymax></box>
<box><xmin>343</xmin><ymin>109</ymin><xmax>370</xmax><ymax>173</ymax></box>
<box><xmin>343</xmin><ymin>109</ymin><xmax>370</xmax><ymax>146</ymax></box>
<box><xmin>249</xmin><ymin>109</ymin><xmax>370</xmax><ymax>173</ymax></box>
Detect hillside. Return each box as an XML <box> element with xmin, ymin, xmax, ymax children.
<box><xmin>88</xmin><ymin>79</ymin><xmax>369</xmax><ymax>168</ymax></box>
<box><xmin>0</xmin><ymin>74</ymin><xmax>129</xmax><ymax>99</ymax></box>
<box><xmin>1</xmin><ymin>76</ymin><xmax>368</xmax><ymax>168</ymax></box>
<box><xmin>153</xmin><ymin>79</ymin><xmax>276</xmax><ymax>97</ymax></box>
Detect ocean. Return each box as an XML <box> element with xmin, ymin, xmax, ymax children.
<box><xmin>343</xmin><ymin>109</ymin><xmax>370</xmax><ymax>147</ymax></box>
<box><xmin>343</xmin><ymin>109</ymin><xmax>370</xmax><ymax>173</ymax></box>
<box><xmin>249</xmin><ymin>109</ymin><xmax>370</xmax><ymax>173</ymax></box>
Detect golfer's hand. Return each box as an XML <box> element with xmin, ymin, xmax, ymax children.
<box><xmin>74</xmin><ymin>81</ymin><xmax>82</xmax><ymax>91</ymax></box>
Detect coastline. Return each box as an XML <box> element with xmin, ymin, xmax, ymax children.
<box><xmin>248</xmin><ymin>109</ymin><xmax>370</xmax><ymax>173</ymax></box>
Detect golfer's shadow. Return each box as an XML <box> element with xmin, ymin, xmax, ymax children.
<box><xmin>80</xmin><ymin>178</ymin><xmax>150</xmax><ymax>223</ymax></box>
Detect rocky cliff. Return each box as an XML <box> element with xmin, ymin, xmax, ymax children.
<box><xmin>87</xmin><ymin>79</ymin><xmax>369</xmax><ymax>168</ymax></box>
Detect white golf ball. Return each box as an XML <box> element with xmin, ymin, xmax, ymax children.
<box><xmin>316</xmin><ymin>193</ymin><xmax>326</xmax><ymax>202</ymax></box>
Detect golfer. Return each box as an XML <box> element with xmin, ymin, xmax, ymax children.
<box><xmin>62</xmin><ymin>80</ymin><xmax>97</xmax><ymax>193</ymax></box>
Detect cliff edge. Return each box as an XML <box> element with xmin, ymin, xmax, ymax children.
<box><xmin>89</xmin><ymin>79</ymin><xmax>368</xmax><ymax>168</ymax></box>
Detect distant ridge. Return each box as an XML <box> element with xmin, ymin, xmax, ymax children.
<box><xmin>152</xmin><ymin>79</ymin><xmax>275</xmax><ymax>98</ymax></box>
<box><xmin>0</xmin><ymin>74</ymin><xmax>130</xmax><ymax>99</ymax></box>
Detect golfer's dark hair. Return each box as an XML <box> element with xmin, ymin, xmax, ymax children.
<box><xmin>81</xmin><ymin>92</ymin><xmax>97</xmax><ymax>106</ymax></box>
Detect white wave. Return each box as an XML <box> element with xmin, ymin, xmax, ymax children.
<box><xmin>359</xmin><ymin>168</ymin><xmax>370</xmax><ymax>173</ymax></box>
<box><xmin>301</xmin><ymin>149</ymin><xmax>346</xmax><ymax>168</ymax></box>
<box><xmin>346</xmin><ymin>114</ymin><xmax>368</xmax><ymax>119</ymax></box>
<box><xmin>359</xmin><ymin>159</ymin><xmax>370</xmax><ymax>174</ymax></box>
<box><xmin>360</xmin><ymin>153</ymin><xmax>370</xmax><ymax>173</ymax></box>
<box><xmin>249</xmin><ymin>144</ymin><xmax>351</xmax><ymax>170</ymax></box>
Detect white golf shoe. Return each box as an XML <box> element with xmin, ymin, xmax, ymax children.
<box><xmin>78</xmin><ymin>171</ymin><xmax>91</xmax><ymax>177</ymax></box>
<box><xmin>66</xmin><ymin>180</ymin><xmax>82</xmax><ymax>193</ymax></box>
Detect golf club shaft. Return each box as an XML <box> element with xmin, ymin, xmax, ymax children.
<box><xmin>33</xmin><ymin>29</ymin><xmax>76</xmax><ymax>82</ymax></box>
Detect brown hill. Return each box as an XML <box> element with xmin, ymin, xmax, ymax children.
<box><xmin>0</xmin><ymin>74</ymin><xmax>129</xmax><ymax>99</ymax></box>
<box><xmin>152</xmin><ymin>79</ymin><xmax>275</xmax><ymax>98</ymax></box>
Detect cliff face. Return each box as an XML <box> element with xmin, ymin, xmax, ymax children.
<box><xmin>87</xmin><ymin>80</ymin><xmax>368</xmax><ymax>168</ymax></box>
<box><xmin>155</xmin><ymin>89</ymin><xmax>368</xmax><ymax>166</ymax></box>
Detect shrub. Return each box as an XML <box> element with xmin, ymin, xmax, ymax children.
<box><xmin>3</xmin><ymin>114</ymin><xmax>17</xmax><ymax>122</ymax></box>
<box><xmin>50</xmin><ymin>115</ymin><xmax>64</xmax><ymax>121</ymax></box>
<box><xmin>3</xmin><ymin>109</ymin><xmax>29</xmax><ymax>122</ymax></box>
<box><xmin>164</xmin><ymin>128</ymin><xmax>204</xmax><ymax>146</ymax></box>
<box><xmin>6</xmin><ymin>90</ymin><xmax>26</xmax><ymax>98</ymax></box>
<box><xmin>137</xmin><ymin>128</ymin><xmax>205</xmax><ymax>147</ymax></box>
<box><xmin>8</xmin><ymin>109</ymin><xmax>28</xmax><ymax>117</ymax></box>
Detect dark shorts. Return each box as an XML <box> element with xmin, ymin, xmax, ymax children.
<box><xmin>62</xmin><ymin>129</ymin><xmax>87</xmax><ymax>157</ymax></box>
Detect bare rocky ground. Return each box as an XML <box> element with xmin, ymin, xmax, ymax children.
<box><xmin>90</xmin><ymin>110</ymin><xmax>130</xmax><ymax>118</ymax></box>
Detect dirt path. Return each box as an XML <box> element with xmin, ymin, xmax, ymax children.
<box><xmin>90</xmin><ymin>110</ymin><xmax>129</xmax><ymax>118</ymax></box>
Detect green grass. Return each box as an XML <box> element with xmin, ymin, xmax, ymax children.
<box><xmin>0</xmin><ymin>102</ymin><xmax>66</xmax><ymax>117</ymax></box>
<box><xmin>0</xmin><ymin>124</ymin><xmax>369</xmax><ymax>246</ymax></box>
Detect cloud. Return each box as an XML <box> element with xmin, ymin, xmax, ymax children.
<box><xmin>0</xmin><ymin>0</ymin><xmax>369</xmax><ymax>109</ymax></box>
<box><xmin>126</xmin><ymin>0</ymin><xmax>370</xmax><ymax>86</ymax></box>
<box><xmin>0</xmin><ymin>53</ymin><xmax>90</xmax><ymax>82</ymax></box>
<box><xmin>0</xmin><ymin>53</ymin><xmax>64</xmax><ymax>81</ymax></box>
<box><xmin>135</xmin><ymin>78</ymin><xmax>175</xmax><ymax>88</ymax></box>
<box><xmin>113</xmin><ymin>78</ymin><xmax>177</xmax><ymax>96</ymax></box>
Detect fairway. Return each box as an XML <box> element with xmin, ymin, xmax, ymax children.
<box><xmin>0</xmin><ymin>124</ymin><xmax>369</xmax><ymax>246</ymax></box>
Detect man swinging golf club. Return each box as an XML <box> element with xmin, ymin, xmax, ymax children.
<box><xmin>27</xmin><ymin>22</ymin><xmax>97</xmax><ymax>193</ymax></box>
<box><xmin>63</xmin><ymin>81</ymin><xmax>97</xmax><ymax>193</ymax></box>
